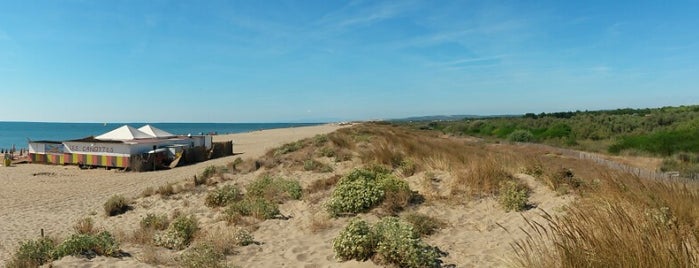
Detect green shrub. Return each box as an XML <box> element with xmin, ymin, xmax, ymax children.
<box><xmin>228</xmin><ymin>157</ymin><xmax>244</xmax><ymax>171</ymax></box>
<box><xmin>304</xmin><ymin>159</ymin><xmax>334</xmax><ymax>173</ymax></box>
<box><xmin>326</xmin><ymin>169</ymin><xmax>385</xmax><ymax>216</ymax></box>
<box><xmin>314</xmin><ymin>134</ymin><xmax>329</xmax><ymax>146</ymax></box>
<box><xmin>398</xmin><ymin>159</ymin><xmax>417</xmax><ymax>176</ymax></box>
<box><xmin>246</xmin><ymin>176</ymin><xmax>302</xmax><ymax>203</ymax></box>
<box><xmin>498</xmin><ymin>180</ymin><xmax>530</xmax><ymax>212</ymax></box>
<box><xmin>508</xmin><ymin>129</ymin><xmax>534</xmax><ymax>142</ymax></box>
<box><xmin>179</xmin><ymin>244</ymin><xmax>228</xmax><ymax>268</ymax></box>
<box><xmin>205</xmin><ymin>185</ymin><xmax>242</xmax><ymax>208</ymax></box>
<box><xmin>274</xmin><ymin>141</ymin><xmax>304</xmax><ymax>156</ymax></box>
<box><xmin>332</xmin><ymin>218</ymin><xmax>377</xmax><ymax>261</ymax></box>
<box><xmin>332</xmin><ymin>217</ymin><xmax>444</xmax><ymax>267</ymax></box>
<box><xmin>227</xmin><ymin>198</ymin><xmax>280</xmax><ymax>220</ymax></box>
<box><xmin>140</xmin><ymin>213</ymin><xmax>169</xmax><ymax>230</ymax></box>
<box><xmin>378</xmin><ymin>175</ymin><xmax>414</xmax><ymax>213</ymax></box>
<box><xmin>373</xmin><ymin>217</ymin><xmax>442</xmax><ymax>268</ymax></box>
<box><xmin>7</xmin><ymin>237</ymin><xmax>55</xmax><ymax>267</ymax></box>
<box><xmin>104</xmin><ymin>195</ymin><xmax>131</xmax><ymax>216</ymax></box>
<box><xmin>154</xmin><ymin>215</ymin><xmax>199</xmax><ymax>250</ymax></box>
<box><xmin>319</xmin><ymin>147</ymin><xmax>336</xmax><ymax>157</ymax></box>
<box><xmin>197</xmin><ymin>165</ymin><xmax>220</xmax><ymax>185</ymax></box>
<box><xmin>403</xmin><ymin>213</ymin><xmax>446</xmax><ymax>236</ymax></box>
<box><xmin>233</xmin><ymin>228</ymin><xmax>255</xmax><ymax>246</ymax></box>
<box><xmin>327</xmin><ymin>168</ymin><xmax>413</xmax><ymax>216</ymax></box>
<box><xmin>52</xmin><ymin>231</ymin><xmax>119</xmax><ymax>259</ymax></box>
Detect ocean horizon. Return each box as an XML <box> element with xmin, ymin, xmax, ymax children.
<box><xmin>0</xmin><ymin>121</ymin><xmax>325</xmax><ymax>150</ymax></box>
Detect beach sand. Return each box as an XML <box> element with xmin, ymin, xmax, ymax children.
<box><xmin>0</xmin><ymin>124</ymin><xmax>343</xmax><ymax>266</ymax></box>
<box><xmin>0</xmin><ymin>123</ymin><xmax>572</xmax><ymax>267</ymax></box>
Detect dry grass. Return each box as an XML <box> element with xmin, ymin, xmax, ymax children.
<box><xmin>514</xmin><ymin>170</ymin><xmax>699</xmax><ymax>267</ymax></box>
<box><xmin>198</xmin><ymin>228</ymin><xmax>240</xmax><ymax>256</ymax></box>
<box><xmin>141</xmin><ymin>186</ymin><xmax>155</xmax><ymax>197</ymax></box>
<box><xmin>308</xmin><ymin>213</ymin><xmax>334</xmax><ymax>233</ymax></box>
<box><xmin>157</xmin><ymin>183</ymin><xmax>175</xmax><ymax>197</ymax></box>
<box><xmin>73</xmin><ymin>217</ymin><xmax>97</xmax><ymax>235</ymax></box>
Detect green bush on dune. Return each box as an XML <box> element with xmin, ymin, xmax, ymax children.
<box><xmin>154</xmin><ymin>215</ymin><xmax>199</xmax><ymax>250</ymax></box>
<box><xmin>333</xmin><ymin>217</ymin><xmax>443</xmax><ymax>268</ymax></box>
<box><xmin>327</xmin><ymin>168</ymin><xmax>413</xmax><ymax>216</ymax></box>
<box><xmin>8</xmin><ymin>231</ymin><xmax>121</xmax><ymax>267</ymax></box>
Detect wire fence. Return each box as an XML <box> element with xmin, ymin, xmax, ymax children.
<box><xmin>518</xmin><ymin>143</ymin><xmax>699</xmax><ymax>182</ymax></box>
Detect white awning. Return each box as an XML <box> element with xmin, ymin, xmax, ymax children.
<box><xmin>95</xmin><ymin>125</ymin><xmax>154</xmax><ymax>141</ymax></box>
<box><xmin>138</xmin><ymin>125</ymin><xmax>175</xmax><ymax>138</ymax></box>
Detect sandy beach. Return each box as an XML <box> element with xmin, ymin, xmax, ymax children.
<box><xmin>1</xmin><ymin>123</ymin><xmax>576</xmax><ymax>267</ymax></box>
<box><xmin>0</xmin><ymin>124</ymin><xmax>343</xmax><ymax>266</ymax></box>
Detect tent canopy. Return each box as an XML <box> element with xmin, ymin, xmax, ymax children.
<box><xmin>138</xmin><ymin>125</ymin><xmax>175</xmax><ymax>138</ymax></box>
<box><xmin>95</xmin><ymin>125</ymin><xmax>154</xmax><ymax>141</ymax></box>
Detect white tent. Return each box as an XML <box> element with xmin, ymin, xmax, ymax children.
<box><xmin>138</xmin><ymin>125</ymin><xmax>175</xmax><ymax>138</ymax></box>
<box><xmin>95</xmin><ymin>125</ymin><xmax>154</xmax><ymax>141</ymax></box>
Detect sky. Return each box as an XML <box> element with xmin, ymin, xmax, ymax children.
<box><xmin>1</xmin><ymin>1</ymin><xmax>698</xmax><ymax>123</ymax></box>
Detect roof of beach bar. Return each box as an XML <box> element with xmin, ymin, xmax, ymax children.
<box><xmin>138</xmin><ymin>125</ymin><xmax>175</xmax><ymax>138</ymax></box>
<box><xmin>95</xmin><ymin>125</ymin><xmax>154</xmax><ymax>141</ymax></box>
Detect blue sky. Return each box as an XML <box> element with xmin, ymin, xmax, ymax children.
<box><xmin>1</xmin><ymin>1</ymin><xmax>698</xmax><ymax>123</ymax></box>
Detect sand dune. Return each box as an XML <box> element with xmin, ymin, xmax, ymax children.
<box><xmin>1</xmin><ymin>123</ymin><xmax>574</xmax><ymax>267</ymax></box>
<box><xmin>0</xmin><ymin>124</ymin><xmax>343</xmax><ymax>266</ymax></box>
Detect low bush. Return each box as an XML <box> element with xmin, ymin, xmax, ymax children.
<box><xmin>233</xmin><ymin>228</ymin><xmax>255</xmax><ymax>246</ymax></box>
<box><xmin>201</xmin><ymin>165</ymin><xmax>218</xmax><ymax>180</ymax></box>
<box><xmin>314</xmin><ymin>134</ymin><xmax>329</xmax><ymax>146</ymax></box>
<box><xmin>154</xmin><ymin>215</ymin><xmax>199</xmax><ymax>250</ymax></box>
<box><xmin>52</xmin><ymin>231</ymin><xmax>120</xmax><ymax>259</ymax></box>
<box><xmin>403</xmin><ymin>212</ymin><xmax>446</xmax><ymax>236</ymax></box>
<box><xmin>246</xmin><ymin>176</ymin><xmax>302</xmax><ymax>203</ymax></box>
<box><xmin>378</xmin><ymin>175</ymin><xmax>414</xmax><ymax>214</ymax></box>
<box><xmin>7</xmin><ymin>236</ymin><xmax>55</xmax><ymax>267</ymax></box>
<box><xmin>326</xmin><ymin>169</ymin><xmax>385</xmax><ymax>217</ymax></box>
<box><xmin>327</xmin><ymin>168</ymin><xmax>414</xmax><ymax>217</ymax></box>
<box><xmin>304</xmin><ymin>159</ymin><xmax>334</xmax><ymax>173</ymax></box>
<box><xmin>141</xmin><ymin>186</ymin><xmax>155</xmax><ymax>197</ymax></box>
<box><xmin>179</xmin><ymin>244</ymin><xmax>228</xmax><ymax>268</ymax></box>
<box><xmin>332</xmin><ymin>217</ymin><xmax>444</xmax><ymax>268</ymax></box>
<box><xmin>319</xmin><ymin>147</ymin><xmax>336</xmax><ymax>157</ymax></box>
<box><xmin>498</xmin><ymin>180</ymin><xmax>530</xmax><ymax>212</ymax></box>
<box><xmin>73</xmin><ymin>217</ymin><xmax>96</xmax><ymax>235</ymax></box>
<box><xmin>140</xmin><ymin>213</ymin><xmax>169</xmax><ymax>231</ymax></box>
<box><xmin>274</xmin><ymin>141</ymin><xmax>304</xmax><ymax>156</ymax></box>
<box><xmin>205</xmin><ymin>185</ymin><xmax>242</xmax><ymax>208</ymax></box>
<box><xmin>508</xmin><ymin>129</ymin><xmax>534</xmax><ymax>142</ymax></box>
<box><xmin>158</xmin><ymin>184</ymin><xmax>175</xmax><ymax>197</ymax></box>
<box><xmin>398</xmin><ymin>159</ymin><xmax>417</xmax><ymax>176</ymax></box>
<box><xmin>373</xmin><ymin>217</ymin><xmax>443</xmax><ymax>268</ymax></box>
<box><xmin>104</xmin><ymin>195</ymin><xmax>131</xmax><ymax>216</ymax></box>
<box><xmin>226</xmin><ymin>198</ymin><xmax>280</xmax><ymax>220</ymax></box>
<box><xmin>332</xmin><ymin>218</ymin><xmax>376</xmax><ymax>261</ymax></box>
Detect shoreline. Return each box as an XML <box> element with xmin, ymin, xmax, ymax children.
<box><xmin>0</xmin><ymin>122</ymin><xmax>331</xmax><ymax>152</ymax></box>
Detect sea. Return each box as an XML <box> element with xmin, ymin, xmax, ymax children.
<box><xmin>0</xmin><ymin>122</ymin><xmax>324</xmax><ymax>150</ymax></box>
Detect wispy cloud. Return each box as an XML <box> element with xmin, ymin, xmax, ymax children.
<box><xmin>317</xmin><ymin>1</ymin><xmax>417</xmax><ymax>32</ymax></box>
<box><xmin>429</xmin><ymin>54</ymin><xmax>507</xmax><ymax>68</ymax></box>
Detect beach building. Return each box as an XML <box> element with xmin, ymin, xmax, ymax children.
<box><xmin>27</xmin><ymin>125</ymin><xmax>230</xmax><ymax>171</ymax></box>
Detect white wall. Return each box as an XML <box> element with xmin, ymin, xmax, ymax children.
<box><xmin>63</xmin><ymin>142</ymin><xmax>132</xmax><ymax>157</ymax></box>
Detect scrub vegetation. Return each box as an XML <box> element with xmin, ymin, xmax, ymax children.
<box><xmin>13</xmin><ymin>111</ymin><xmax>699</xmax><ymax>267</ymax></box>
<box><xmin>416</xmin><ymin>105</ymin><xmax>699</xmax><ymax>177</ymax></box>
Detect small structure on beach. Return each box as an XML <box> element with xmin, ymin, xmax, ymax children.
<box><xmin>27</xmin><ymin>125</ymin><xmax>233</xmax><ymax>171</ymax></box>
